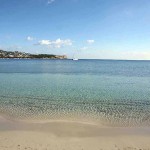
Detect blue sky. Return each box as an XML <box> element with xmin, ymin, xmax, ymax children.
<box><xmin>0</xmin><ymin>0</ymin><xmax>150</xmax><ymax>59</ymax></box>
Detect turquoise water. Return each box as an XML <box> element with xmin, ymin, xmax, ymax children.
<box><xmin>0</xmin><ymin>59</ymin><xmax>150</xmax><ymax>126</ymax></box>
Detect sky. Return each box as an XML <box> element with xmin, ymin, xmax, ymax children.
<box><xmin>0</xmin><ymin>0</ymin><xmax>150</xmax><ymax>59</ymax></box>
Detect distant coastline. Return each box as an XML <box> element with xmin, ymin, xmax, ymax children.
<box><xmin>0</xmin><ymin>50</ymin><xmax>67</xmax><ymax>59</ymax></box>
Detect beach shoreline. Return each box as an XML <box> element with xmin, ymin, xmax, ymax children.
<box><xmin>1</xmin><ymin>115</ymin><xmax>150</xmax><ymax>150</ymax></box>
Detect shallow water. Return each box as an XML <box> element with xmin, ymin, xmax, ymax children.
<box><xmin>0</xmin><ymin>59</ymin><xmax>150</xmax><ymax>126</ymax></box>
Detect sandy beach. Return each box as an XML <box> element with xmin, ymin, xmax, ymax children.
<box><xmin>0</xmin><ymin>116</ymin><xmax>150</xmax><ymax>150</ymax></box>
<box><xmin>1</xmin><ymin>0</ymin><xmax>150</xmax><ymax>148</ymax></box>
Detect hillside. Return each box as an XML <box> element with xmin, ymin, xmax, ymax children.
<box><xmin>0</xmin><ymin>50</ymin><xmax>67</xmax><ymax>59</ymax></box>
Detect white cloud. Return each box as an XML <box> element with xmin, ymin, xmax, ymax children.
<box><xmin>36</xmin><ymin>38</ymin><xmax>72</xmax><ymax>48</ymax></box>
<box><xmin>38</xmin><ymin>40</ymin><xmax>51</xmax><ymax>45</ymax></box>
<box><xmin>47</xmin><ymin>0</ymin><xmax>55</xmax><ymax>4</ymax></box>
<box><xmin>87</xmin><ymin>40</ymin><xmax>95</xmax><ymax>44</ymax></box>
<box><xmin>27</xmin><ymin>36</ymin><xmax>34</xmax><ymax>41</ymax></box>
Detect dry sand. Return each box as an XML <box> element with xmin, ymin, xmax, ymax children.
<box><xmin>0</xmin><ymin>116</ymin><xmax>150</xmax><ymax>150</ymax></box>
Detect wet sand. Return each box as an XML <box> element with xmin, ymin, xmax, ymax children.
<box><xmin>0</xmin><ymin>116</ymin><xmax>150</xmax><ymax>150</ymax></box>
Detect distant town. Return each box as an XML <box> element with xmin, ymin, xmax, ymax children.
<box><xmin>0</xmin><ymin>50</ymin><xmax>67</xmax><ymax>59</ymax></box>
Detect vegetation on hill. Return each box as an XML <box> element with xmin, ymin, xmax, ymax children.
<box><xmin>0</xmin><ymin>50</ymin><xmax>67</xmax><ymax>59</ymax></box>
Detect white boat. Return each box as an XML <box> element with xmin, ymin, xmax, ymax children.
<box><xmin>73</xmin><ymin>58</ymin><xmax>78</xmax><ymax>61</ymax></box>
<box><xmin>72</xmin><ymin>49</ymin><xmax>79</xmax><ymax>60</ymax></box>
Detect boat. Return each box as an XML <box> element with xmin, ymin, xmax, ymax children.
<box><xmin>73</xmin><ymin>58</ymin><xmax>78</xmax><ymax>61</ymax></box>
<box><xmin>72</xmin><ymin>49</ymin><xmax>79</xmax><ymax>60</ymax></box>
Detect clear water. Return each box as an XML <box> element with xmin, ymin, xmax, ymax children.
<box><xmin>0</xmin><ymin>59</ymin><xmax>150</xmax><ymax>126</ymax></box>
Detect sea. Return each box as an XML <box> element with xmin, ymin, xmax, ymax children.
<box><xmin>0</xmin><ymin>59</ymin><xmax>150</xmax><ymax>127</ymax></box>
